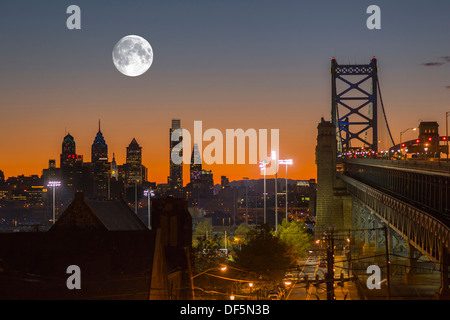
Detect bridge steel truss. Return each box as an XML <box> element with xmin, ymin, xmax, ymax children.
<box><xmin>339</xmin><ymin>165</ymin><xmax>450</xmax><ymax>296</ymax></box>
<box><xmin>331</xmin><ymin>57</ymin><xmax>378</xmax><ymax>153</ymax></box>
<box><xmin>341</xmin><ymin>173</ymin><xmax>450</xmax><ymax>263</ymax></box>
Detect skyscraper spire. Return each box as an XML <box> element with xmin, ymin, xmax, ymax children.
<box><xmin>98</xmin><ymin>119</ymin><xmax>101</xmax><ymax>132</ymax></box>
<box><xmin>169</xmin><ymin>119</ymin><xmax>183</xmax><ymax>195</ymax></box>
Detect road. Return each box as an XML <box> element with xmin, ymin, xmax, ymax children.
<box><xmin>286</xmin><ymin>254</ymin><xmax>357</xmax><ymax>300</ymax></box>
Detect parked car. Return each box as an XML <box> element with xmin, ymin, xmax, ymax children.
<box><xmin>267</xmin><ymin>290</ymin><xmax>281</xmax><ymax>300</ymax></box>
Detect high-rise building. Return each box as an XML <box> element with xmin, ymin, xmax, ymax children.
<box><xmin>125</xmin><ymin>138</ymin><xmax>142</xmax><ymax>185</ymax></box>
<box><xmin>60</xmin><ymin>133</ymin><xmax>83</xmax><ymax>190</ymax></box>
<box><xmin>200</xmin><ymin>169</ymin><xmax>214</xmax><ymax>196</ymax></box>
<box><xmin>92</xmin><ymin>121</ymin><xmax>108</xmax><ymax>163</ymax></box>
<box><xmin>169</xmin><ymin>119</ymin><xmax>183</xmax><ymax>196</ymax></box>
<box><xmin>221</xmin><ymin>176</ymin><xmax>229</xmax><ymax>189</ymax></box>
<box><xmin>91</xmin><ymin>121</ymin><xmax>109</xmax><ymax>199</ymax></box>
<box><xmin>111</xmin><ymin>153</ymin><xmax>118</xmax><ymax>181</ymax></box>
<box><xmin>190</xmin><ymin>143</ymin><xmax>202</xmax><ymax>187</ymax></box>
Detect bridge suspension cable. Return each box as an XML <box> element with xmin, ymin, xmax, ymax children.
<box><xmin>376</xmin><ymin>77</ymin><xmax>396</xmax><ymax>148</ymax></box>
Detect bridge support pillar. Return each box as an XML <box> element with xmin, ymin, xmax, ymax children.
<box><xmin>315</xmin><ymin>119</ymin><xmax>352</xmax><ymax>235</ymax></box>
<box><xmin>435</xmin><ymin>245</ymin><xmax>450</xmax><ymax>300</ymax></box>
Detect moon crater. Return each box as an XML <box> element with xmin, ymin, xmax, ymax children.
<box><xmin>112</xmin><ymin>35</ymin><xmax>153</xmax><ymax>77</ymax></box>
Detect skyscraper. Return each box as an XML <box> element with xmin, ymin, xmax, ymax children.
<box><xmin>92</xmin><ymin>121</ymin><xmax>108</xmax><ymax>163</ymax></box>
<box><xmin>125</xmin><ymin>138</ymin><xmax>142</xmax><ymax>185</ymax></box>
<box><xmin>91</xmin><ymin>120</ymin><xmax>109</xmax><ymax>199</ymax></box>
<box><xmin>60</xmin><ymin>133</ymin><xmax>83</xmax><ymax>190</ymax></box>
<box><xmin>169</xmin><ymin>119</ymin><xmax>183</xmax><ymax>196</ymax></box>
<box><xmin>111</xmin><ymin>153</ymin><xmax>118</xmax><ymax>181</ymax></box>
<box><xmin>190</xmin><ymin>143</ymin><xmax>202</xmax><ymax>187</ymax></box>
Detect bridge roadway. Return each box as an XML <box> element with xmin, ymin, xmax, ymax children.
<box><xmin>338</xmin><ymin>158</ymin><xmax>450</xmax><ymax>297</ymax></box>
<box><xmin>343</xmin><ymin>158</ymin><xmax>450</xmax><ymax>217</ymax></box>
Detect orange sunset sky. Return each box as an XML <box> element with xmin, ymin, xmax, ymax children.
<box><xmin>1</xmin><ymin>1</ymin><xmax>449</xmax><ymax>185</ymax></box>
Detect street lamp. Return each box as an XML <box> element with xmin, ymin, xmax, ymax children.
<box><xmin>191</xmin><ymin>265</ymin><xmax>227</xmax><ymax>300</ymax></box>
<box><xmin>399</xmin><ymin>127</ymin><xmax>417</xmax><ymax>158</ymax></box>
<box><xmin>192</xmin><ymin>266</ymin><xmax>227</xmax><ymax>279</ymax></box>
<box><xmin>135</xmin><ymin>180</ymin><xmax>138</xmax><ymax>214</ymax></box>
<box><xmin>47</xmin><ymin>180</ymin><xmax>61</xmax><ymax>225</ymax></box>
<box><xmin>278</xmin><ymin>159</ymin><xmax>293</xmax><ymax>222</ymax></box>
<box><xmin>259</xmin><ymin>160</ymin><xmax>268</xmax><ymax>224</ymax></box>
<box><xmin>144</xmin><ymin>188</ymin><xmax>155</xmax><ymax>230</ymax></box>
<box><xmin>446</xmin><ymin>111</ymin><xmax>450</xmax><ymax>161</ymax></box>
<box><xmin>272</xmin><ymin>151</ymin><xmax>278</xmax><ymax>233</ymax></box>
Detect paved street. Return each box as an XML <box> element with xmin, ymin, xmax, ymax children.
<box><xmin>286</xmin><ymin>252</ymin><xmax>442</xmax><ymax>300</ymax></box>
<box><xmin>286</xmin><ymin>254</ymin><xmax>359</xmax><ymax>300</ymax></box>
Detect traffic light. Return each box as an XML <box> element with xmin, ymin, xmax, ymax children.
<box><xmin>401</xmin><ymin>143</ymin><xmax>406</xmax><ymax>147</ymax></box>
<box><xmin>415</xmin><ymin>139</ymin><xmax>420</xmax><ymax>144</ymax></box>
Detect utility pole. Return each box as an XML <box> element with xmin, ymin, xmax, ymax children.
<box><xmin>244</xmin><ymin>177</ymin><xmax>249</xmax><ymax>224</ymax></box>
<box><xmin>224</xmin><ymin>230</ymin><xmax>227</xmax><ymax>256</ymax></box>
<box><xmin>325</xmin><ymin>231</ymin><xmax>335</xmax><ymax>300</ymax></box>
<box><xmin>233</xmin><ymin>188</ymin><xmax>236</xmax><ymax>227</ymax></box>
<box><xmin>383</xmin><ymin>225</ymin><xmax>391</xmax><ymax>300</ymax></box>
<box><xmin>135</xmin><ymin>180</ymin><xmax>138</xmax><ymax>214</ymax></box>
<box><xmin>347</xmin><ymin>230</ymin><xmax>352</xmax><ymax>277</ymax></box>
<box><xmin>446</xmin><ymin>111</ymin><xmax>449</xmax><ymax>161</ymax></box>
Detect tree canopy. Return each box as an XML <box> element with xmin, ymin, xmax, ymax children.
<box><xmin>232</xmin><ymin>224</ymin><xmax>297</xmax><ymax>284</ymax></box>
<box><xmin>276</xmin><ymin>219</ymin><xmax>311</xmax><ymax>259</ymax></box>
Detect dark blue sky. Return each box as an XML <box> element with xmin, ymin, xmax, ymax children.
<box><xmin>1</xmin><ymin>0</ymin><xmax>449</xmax><ymax>182</ymax></box>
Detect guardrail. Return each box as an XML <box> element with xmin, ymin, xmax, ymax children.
<box><xmin>344</xmin><ymin>158</ymin><xmax>450</xmax><ymax>175</ymax></box>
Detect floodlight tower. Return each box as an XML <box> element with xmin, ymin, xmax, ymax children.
<box><xmin>47</xmin><ymin>180</ymin><xmax>61</xmax><ymax>225</ymax></box>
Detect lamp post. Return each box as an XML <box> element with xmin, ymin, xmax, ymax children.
<box><xmin>278</xmin><ymin>159</ymin><xmax>293</xmax><ymax>222</ymax></box>
<box><xmin>259</xmin><ymin>160</ymin><xmax>268</xmax><ymax>224</ymax></box>
<box><xmin>191</xmin><ymin>265</ymin><xmax>227</xmax><ymax>300</ymax></box>
<box><xmin>243</xmin><ymin>177</ymin><xmax>249</xmax><ymax>224</ymax></box>
<box><xmin>144</xmin><ymin>188</ymin><xmax>155</xmax><ymax>230</ymax></box>
<box><xmin>135</xmin><ymin>180</ymin><xmax>138</xmax><ymax>214</ymax></box>
<box><xmin>271</xmin><ymin>151</ymin><xmax>278</xmax><ymax>233</ymax></box>
<box><xmin>192</xmin><ymin>266</ymin><xmax>227</xmax><ymax>279</ymax></box>
<box><xmin>47</xmin><ymin>181</ymin><xmax>61</xmax><ymax>225</ymax></box>
<box><xmin>446</xmin><ymin>111</ymin><xmax>450</xmax><ymax>161</ymax></box>
<box><xmin>399</xmin><ymin>127</ymin><xmax>417</xmax><ymax>158</ymax></box>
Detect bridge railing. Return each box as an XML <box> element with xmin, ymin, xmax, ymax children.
<box><xmin>342</xmin><ymin>158</ymin><xmax>450</xmax><ymax>216</ymax></box>
<box><xmin>343</xmin><ymin>158</ymin><xmax>450</xmax><ymax>175</ymax></box>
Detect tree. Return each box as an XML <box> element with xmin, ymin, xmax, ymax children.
<box><xmin>232</xmin><ymin>224</ymin><xmax>297</xmax><ymax>284</ymax></box>
<box><xmin>276</xmin><ymin>219</ymin><xmax>311</xmax><ymax>259</ymax></box>
<box><xmin>192</xmin><ymin>220</ymin><xmax>213</xmax><ymax>247</ymax></box>
<box><xmin>234</xmin><ymin>222</ymin><xmax>253</xmax><ymax>245</ymax></box>
<box><xmin>192</xmin><ymin>234</ymin><xmax>229</xmax><ymax>299</ymax></box>
<box><xmin>193</xmin><ymin>234</ymin><xmax>224</xmax><ymax>272</ymax></box>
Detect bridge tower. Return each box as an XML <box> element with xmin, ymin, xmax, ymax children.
<box><xmin>315</xmin><ymin>118</ymin><xmax>352</xmax><ymax>234</ymax></box>
<box><xmin>331</xmin><ymin>57</ymin><xmax>379</xmax><ymax>152</ymax></box>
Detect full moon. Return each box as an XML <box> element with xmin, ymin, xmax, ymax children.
<box><xmin>112</xmin><ymin>35</ymin><xmax>153</xmax><ymax>77</ymax></box>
